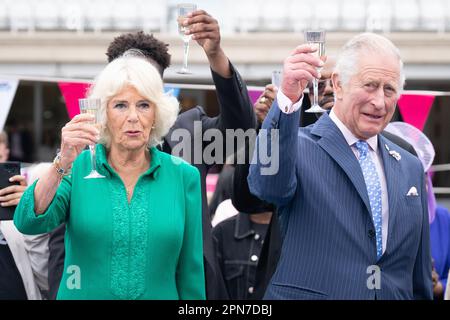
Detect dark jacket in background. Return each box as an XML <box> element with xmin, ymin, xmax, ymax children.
<box><xmin>213</xmin><ymin>213</ymin><xmax>268</xmax><ymax>299</ymax></box>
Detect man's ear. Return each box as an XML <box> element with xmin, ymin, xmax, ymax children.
<box><xmin>332</xmin><ymin>73</ymin><xmax>343</xmax><ymax>100</ymax></box>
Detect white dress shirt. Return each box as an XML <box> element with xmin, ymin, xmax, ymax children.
<box><xmin>276</xmin><ymin>90</ymin><xmax>389</xmax><ymax>254</ymax></box>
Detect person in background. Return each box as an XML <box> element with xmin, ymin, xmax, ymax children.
<box><xmin>212</xmin><ymin>206</ymin><xmax>272</xmax><ymax>300</ymax></box>
<box><xmin>47</xmin><ymin>9</ymin><xmax>255</xmax><ymax>300</ymax></box>
<box><xmin>0</xmin><ymin>131</ymin><xmax>45</xmax><ymax>299</ymax></box>
<box><xmin>428</xmin><ymin>173</ymin><xmax>450</xmax><ymax>299</ymax></box>
<box><xmin>208</xmin><ymin>153</ymin><xmax>236</xmax><ymax>219</ymax></box>
<box><xmin>431</xmin><ymin>201</ymin><xmax>450</xmax><ymax>299</ymax></box>
<box><xmin>15</xmin><ymin>56</ymin><xmax>204</xmax><ymax>299</ymax></box>
<box><xmin>213</xmin><ymin>144</ymin><xmax>275</xmax><ymax>300</ymax></box>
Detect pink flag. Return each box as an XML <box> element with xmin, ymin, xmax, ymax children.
<box><xmin>249</xmin><ymin>90</ymin><xmax>264</xmax><ymax>105</ymax></box>
<box><xmin>398</xmin><ymin>94</ymin><xmax>435</xmax><ymax>131</ymax></box>
<box><xmin>58</xmin><ymin>82</ymin><xmax>91</xmax><ymax>119</ymax></box>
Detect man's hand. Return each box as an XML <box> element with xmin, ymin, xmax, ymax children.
<box><xmin>0</xmin><ymin>175</ymin><xmax>27</xmax><ymax>207</ymax></box>
<box><xmin>281</xmin><ymin>44</ymin><xmax>324</xmax><ymax>103</ymax></box>
<box><xmin>184</xmin><ymin>10</ymin><xmax>230</xmax><ymax>77</ymax></box>
<box><xmin>255</xmin><ymin>85</ymin><xmax>277</xmax><ymax>124</ymax></box>
<box><xmin>59</xmin><ymin>113</ymin><xmax>99</xmax><ymax>171</ymax></box>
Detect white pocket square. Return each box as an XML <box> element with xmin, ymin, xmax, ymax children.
<box><xmin>406</xmin><ymin>187</ymin><xmax>419</xmax><ymax>197</ymax></box>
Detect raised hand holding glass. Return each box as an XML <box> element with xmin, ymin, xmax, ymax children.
<box><xmin>177</xmin><ymin>3</ymin><xmax>197</xmax><ymax>74</ymax></box>
<box><xmin>79</xmin><ymin>98</ymin><xmax>105</xmax><ymax>179</ymax></box>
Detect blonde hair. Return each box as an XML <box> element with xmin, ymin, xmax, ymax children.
<box><xmin>88</xmin><ymin>56</ymin><xmax>179</xmax><ymax>148</ymax></box>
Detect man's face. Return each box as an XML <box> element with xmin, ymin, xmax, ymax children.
<box><xmin>333</xmin><ymin>52</ymin><xmax>401</xmax><ymax>140</ymax></box>
<box><xmin>308</xmin><ymin>59</ymin><xmax>335</xmax><ymax>110</ymax></box>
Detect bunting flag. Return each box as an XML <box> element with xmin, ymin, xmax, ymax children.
<box><xmin>0</xmin><ymin>78</ymin><xmax>19</xmax><ymax>131</ymax></box>
<box><xmin>397</xmin><ymin>94</ymin><xmax>435</xmax><ymax>131</ymax></box>
<box><xmin>249</xmin><ymin>90</ymin><xmax>264</xmax><ymax>105</ymax></box>
<box><xmin>58</xmin><ymin>82</ymin><xmax>91</xmax><ymax>119</ymax></box>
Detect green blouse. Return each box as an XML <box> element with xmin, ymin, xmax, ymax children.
<box><xmin>14</xmin><ymin>145</ymin><xmax>205</xmax><ymax>300</ymax></box>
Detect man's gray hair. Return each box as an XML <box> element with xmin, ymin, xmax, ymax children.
<box><xmin>334</xmin><ymin>33</ymin><xmax>405</xmax><ymax>94</ymax></box>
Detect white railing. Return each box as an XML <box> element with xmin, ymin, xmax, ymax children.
<box><xmin>1</xmin><ymin>0</ymin><xmax>450</xmax><ymax>34</ymax></box>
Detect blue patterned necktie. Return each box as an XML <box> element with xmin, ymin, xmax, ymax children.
<box><xmin>355</xmin><ymin>140</ymin><xmax>383</xmax><ymax>260</ymax></box>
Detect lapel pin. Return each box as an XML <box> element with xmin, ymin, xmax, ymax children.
<box><xmin>389</xmin><ymin>150</ymin><xmax>401</xmax><ymax>161</ymax></box>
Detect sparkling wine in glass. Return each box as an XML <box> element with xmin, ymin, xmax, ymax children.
<box><xmin>304</xmin><ymin>30</ymin><xmax>327</xmax><ymax>113</ymax></box>
<box><xmin>79</xmin><ymin>98</ymin><xmax>105</xmax><ymax>179</ymax></box>
<box><xmin>177</xmin><ymin>3</ymin><xmax>197</xmax><ymax>74</ymax></box>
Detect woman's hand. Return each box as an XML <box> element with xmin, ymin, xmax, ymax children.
<box><xmin>0</xmin><ymin>175</ymin><xmax>27</xmax><ymax>207</ymax></box>
<box><xmin>59</xmin><ymin>114</ymin><xmax>99</xmax><ymax>169</ymax></box>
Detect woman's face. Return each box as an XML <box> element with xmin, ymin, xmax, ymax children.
<box><xmin>106</xmin><ymin>85</ymin><xmax>155</xmax><ymax>152</ymax></box>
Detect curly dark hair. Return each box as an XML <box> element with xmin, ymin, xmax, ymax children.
<box><xmin>106</xmin><ymin>31</ymin><xmax>171</xmax><ymax>74</ymax></box>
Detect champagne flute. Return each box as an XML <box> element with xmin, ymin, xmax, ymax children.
<box><xmin>177</xmin><ymin>3</ymin><xmax>197</xmax><ymax>74</ymax></box>
<box><xmin>79</xmin><ymin>98</ymin><xmax>105</xmax><ymax>179</ymax></box>
<box><xmin>304</xmin><ymin>30</ymin><xmax>327</xmax><ymax>113</ymax></box>
<box><xmin>271</xmin><ymin>70</ymin><xmax>282</xmax><ymax>88</ymax></box>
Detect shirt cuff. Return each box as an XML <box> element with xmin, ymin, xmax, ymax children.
<box><xmin>277</xmin><ymin>90</ymin><xmax>304</xmax><ymax>114</ymax></box>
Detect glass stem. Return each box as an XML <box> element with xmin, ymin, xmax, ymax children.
<box><xmin>313</xmin><ymin>77</ymin><xmax>319</xmax><ymax>107</ymax></box>
<box><xmin>89</xmin><ymin>144</ymin><xmax>97</xmax><ymax>172</ymax></box>
<box><xmin>183</xmin><ymin>40</ymin><xmax>189</xmax><ymax>70</ymax></box>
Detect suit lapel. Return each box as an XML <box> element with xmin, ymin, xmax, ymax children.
<box><xmin>378</xmin><ymin>135</ymin><xmax>400</xmax><ymax>255</ymax></box>
<box><xmin>312</xmin><ymin>114</ymin><xmax>372</xmax><ymax>215</ymax></box>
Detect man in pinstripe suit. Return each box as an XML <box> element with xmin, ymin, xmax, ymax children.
<box><xmin>248</xmin><ymin>33</ymin><xmax>432</xmax><ymax>299</ymax></box>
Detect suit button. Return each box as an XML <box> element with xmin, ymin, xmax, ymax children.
<box><xmin>251</xmin><ymin>255</ymin><xmax>258</xmax><ymax>262</ymax></box>
<box><xmin>368</xmin><ymin>230</ymin><xmax>376</xmax><ymax>238</ymax></box>
<box><xmin>248</xmin><ymin>287</ymin><xmax>254</xmax><ymax>294</ymax></box>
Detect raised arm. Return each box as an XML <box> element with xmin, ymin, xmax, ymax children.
<box><xmin>247</xmin><ymin>44</ymin><xmax>323</xmax><ymax>206</ymax></box>
<box><xmin>184</xmin><ymin>10</ymin><xmax>255</xmax><ymax>133</ymax></box>
<box><xmin>34</xmin><ymin>114</ymin><xmax>98</xmax><ymax>214</ymax></box>
<box><xmin>14</xmin><ymin>114</ymin><xmax>98</xmax><ymax>235</ymax></box>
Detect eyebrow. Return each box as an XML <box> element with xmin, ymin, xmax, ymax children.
<box><xmin>111</xmin><ymin>99</ymin><xmax>150</xmax><ymax>104</ymax></box>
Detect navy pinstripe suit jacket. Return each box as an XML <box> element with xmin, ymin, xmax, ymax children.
<box><xmin>248</xmin><ymin>100</ymin><xmax>432</xmax><ymax>300</ymax></box>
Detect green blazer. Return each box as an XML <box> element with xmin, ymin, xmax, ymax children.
<box><xmin>14</xmin><ymin>145</ymin><xmax>205</xmax><ymax>300</ymax></box>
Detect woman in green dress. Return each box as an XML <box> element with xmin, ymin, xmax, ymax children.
<box><xmin>14</xmin><ymin>55</ymin><xmax>205</xmax><ymax>300</ymax></box>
